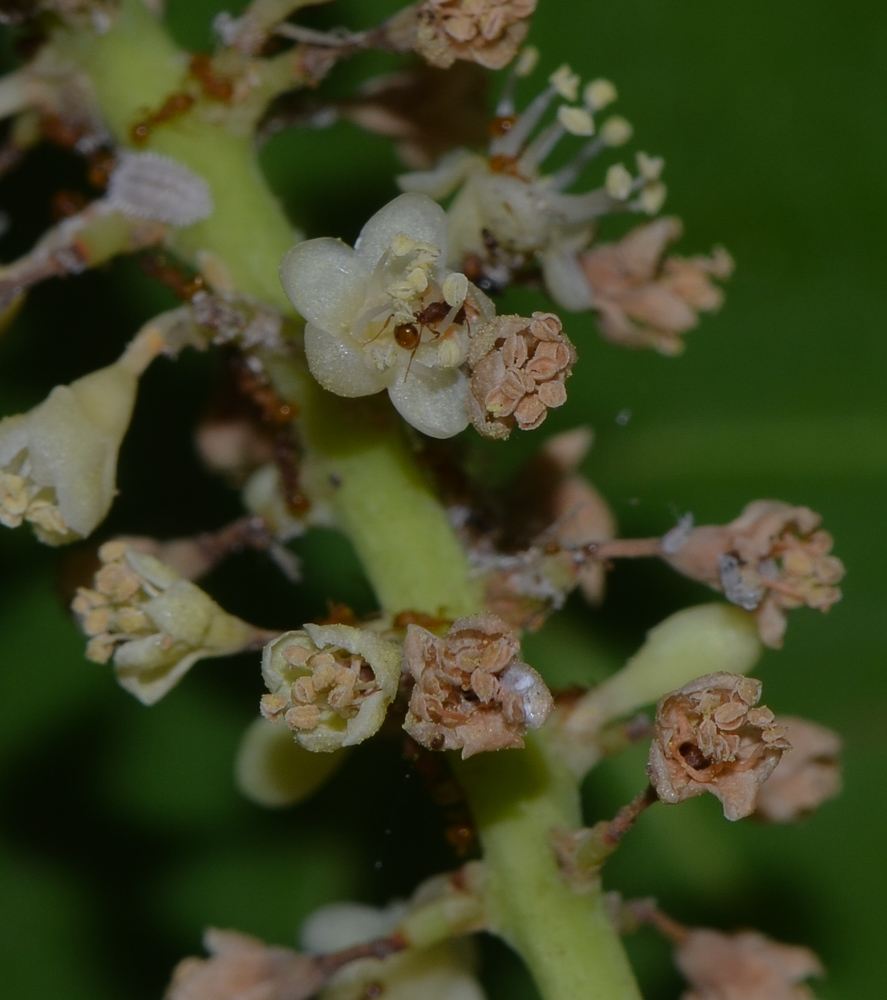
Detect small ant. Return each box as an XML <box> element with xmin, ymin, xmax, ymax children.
<box><xmin>392</xmin><ymin>299</ymin><xmax>468</xmax><ymax>356</ymax></box>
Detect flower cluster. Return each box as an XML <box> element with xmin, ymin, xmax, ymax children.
<box><xmin>72</xmin><ymin>541</ymin><xmax>266</xmax><ymax>705</ymax></box>
<box><xmin>403</xmin><ymin>612</ymin><xmax>553</xmax><ymax>757</ymax></box>
<box><xmin>647</xmin><ymin>672</ymin><xmax>790</xmax><ymax>821</ymax></box>
<box><xmin>261</xmin><ymin>624</ymin><xmax>402</xmax><ymax>752</ymax></box>
<box><xmin>661</xmin><ymin>501</ymin><xmax>845</xmax><ymax>647</ymax></box>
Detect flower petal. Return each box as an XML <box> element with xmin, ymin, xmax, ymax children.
<box><xmin>279</xmin><ymin>238</ymin><xmax>369</xmax><ymax>334</ymax></box>
<box><xmin>304</xmin><ymin>323</ymin><xmax>390</xmax><ymax>397</ymax></box>
<box><xmin>386</xmin><ymin>363</ymin><xmax>470</xmax><ymax>438</ymax></box>
<box><xmin>355</xmin><ymin>193</ymin><xmax>449</xmax><ymax>267</ymax></box>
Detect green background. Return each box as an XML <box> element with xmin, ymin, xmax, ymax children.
<box><xmin>0</xmin><ymin>2</ymin><xmax>883</xmax><ymax>997</ymax></box>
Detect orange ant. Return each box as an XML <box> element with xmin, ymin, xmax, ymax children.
<box><xmin>390</xmin><ymin>299</ymin><xmax>470</xmax><ymax>376</ymax></box>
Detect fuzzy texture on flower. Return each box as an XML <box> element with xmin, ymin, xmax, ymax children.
<box><xmin>403</xmin><ymin>613</ymin><xmax>553</xmax><ymax>757</ymax></box>
<box><xmin>0</xmin><ymin>332</ymin><xmax>160</xmax><ymax>544</ymax></box>
<box><xmin>409</xmin><ymin>0</ymin><xmax>536</xmax><ymax>70</ymax></box>
<box><xmin>675</xmin><ymin>928</ymin><xmax>822</xmax><ymax>1000</ymax></box>
<box><xmin>72</xmin><ymin>542</ymin><xmax>264</xmax><ymax>705</ymax></box>
<box><xmin>280</xmin><ymin>192</ymin><xmax>494</xmax><ymax>438</ymax></box>
<box><xmin>660</xmin><ymin>501</ymin><xmax>845</xmax><ymax>648</ymax></box>
<box><xmin>647</xmin><ymin>672</ymin><xmax>790</xmax><ymax>821</ymax></box>
<box><xmin>165</xmin><ymin>928</ymin><xmax>325</xmax><ymax>1000</ymax></box>
<box><xmin>579</xmin><ymin>216</ymin><xmax>733</xmax><ymax>354</ymax></box>
<box><xmin>260</xmin><ymin>624</ymin><xmax>402</xmax><ymax>752</ymax></box>
<box><xmin>754</xmin><ymin>716</ymin><xmax>842</xmax><ymax>824</ymax></box>
<box><xmin>467</xmin><ymin>312</ymin><xmax>576</xmax><ymax>439</ymax></box>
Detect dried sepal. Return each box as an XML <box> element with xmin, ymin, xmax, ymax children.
<box><xmin>675</xmin><ymin>928</ymin><xmax>823</xmax><ymax>1000</ymax></box>
<box><xmin>754</xmin><ymin>716</ymin><xmax>841</xmax><ymax>823</ymax></box>
<box><xmin>661</xmin><ymin>501</ymin><xmax>845</xmax><ymax>648</ymax></box>
<box><xmin>166</xmin><ymin>927</ymin><xmax>325</xmax><ymax>1000</ymax></box>
<box><xmin>647</xmin><ymin>672</ymin><xmax>790</xmax><ymax>821</ymax></box>
<box><xmin>72</xmin><ymin>542</ymin><xmax>268</xmax><ymax>705</ymax></box>
<box><xmin>403</xmin><ymin>613</ymin><xmax>553</xmax><ymax>757</ymax></box>
<box><xmin>468</xmin><ymin>312</ymin><xmax>576</xmax><ymax>439</ymax></box>
<box><xmin>261</xmin><ymin>624</ymin><xmax>402</xmax><ymax>752</ymax></box>
<box><xmin>580</xmin><ymin>216</ymin><xmax>733</xmax><ymax>354</ymax></box>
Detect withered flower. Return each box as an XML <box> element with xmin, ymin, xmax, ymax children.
<box><xmin>165</xmin><ymin>927</ymin><xmax>325</xmax><ymax>1000</ymax></box>
<box><xmin>468</xmin><ymin>312</ymin><xmax>576</xmax><ymax>439</ymax></box>
<box><xmin>579</xmin><ymin>216</ymin><xmax>733</xmax><ymax>355</ymax></box>
<box><xmin>403</xmin><ymin>613</ymin><xmax>553</xmax><ymax>757</ymax></box>
<box><xmin>675</xmin><ymin>928</ymin><xmax>822</xmax><ymax>1000</ymax></box>
<box><xmin>754</xmin><ymin>716</ymin><xmax>842</xmax><ymax>824</ymax></box>
<box><xmin>391</xmin><ymin>0</ymin><xmax>537</xmax><ymax>71</ymax></box>
<box><xmin>660</xmin><ymin>501</ymin><xmax>845</xmax><ymax>648</ymax></box>
<box><xmin>647</xmin><ymin>672</ymin><xmax>790</xmax><ymax>821</ymax></box>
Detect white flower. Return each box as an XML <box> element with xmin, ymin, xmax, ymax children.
<box><xmin>0</xmin><ymin>326</ymin><xmax>163</xmax><ymax>544</ymax></box>
<box><xmin>72</xmin><ymin>542</ymin><xmax>269</xmax><ymax>705</ymax></box>
<box><xmin>279</xmin><ymin>192</ymin><xmax>493</xmax><ymax>438</ymax></box>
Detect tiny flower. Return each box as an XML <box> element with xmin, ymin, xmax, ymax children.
<box><xmin>166</xmin><ymin>928</ymin><xmax>325</xmax><ymax>1000</ymax></box>
<box><xmin>660</xmin><ymin>501</ymin><xmax>845</xmax><ymax>648</ymax></box>
<box><xmin>647</xmin><ymin>672</ymin><xmax>790</xmax><ymax>821</ymax></box>
<box><xmin>754</xmin><ymin>716</ymin><xmax>842</xmax><ymax>823</ymax></box>
<box><xmin>403</xmin><ymin>612</ymin><xmax>553</xmax><ymax>757</ymax></box>
<box><xmin>675</xmin><ymin>928</ymin><xmax>823</xmax><ymax>1000</ymax></box>
<box><xmin>400</xmin><ymin>63</ymin><xmax>664</xmax><ymax>310</ymax></box>
<box><xmin>72</xmin><ymin>541</ymin><xmax>269</xmax><ymax>705</ymax></box>
<box><xmin>579</xmin><ymin>216</ymin><xmax>733</xmax><ymax>354</ymax></box>
<box><xmin>467</xmin><ymin>312</ymin><xmax>576</xmax><ymax>439</ymax></box>
<box><xmin>260</xmin><ymin>624</ymin><xmax>402</xmax><ymax>752</ymax></box>
<box><xmin>280</xmin><ymin>192</ymin><xmax>494</xmax><ymax>438</ymax></box>
<box><xmin>0</xmin><ymin>326</ymin><xmax>163</xmax><ymax>545</ymax></box>
<box><xmin>391</xmin><ymin>0</ymin><xmax>537</xmax><ymax>71</ymax></box>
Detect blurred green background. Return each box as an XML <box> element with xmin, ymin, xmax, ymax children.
<box><xmin>0</xmin><ymin>1</ymin><xmax>884</xmax><ymax>997</ymax></box>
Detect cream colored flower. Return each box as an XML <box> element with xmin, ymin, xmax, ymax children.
<box><xmin>660</xmin><ymin>501</ymin><xmax>845</xmax><ymax>648</ymax></box>
<box><xmin>261</xmin><ymin>624</ymin><xmax>402</xmax><ymax>752</ymax></box>
<box><xmin>579</xmin><ymin>216</ymin><xmax>733</xmax><ymax>354</ymax></box>
<box><xmin>280</xmin><ymin>193</ymin><xmax>494</xmax><ymax>438</ymax></box>
<box><xmin>403</xmin><ymin>613</ymin><xmax>553</xmax><ymax>757</ymax></box>
<box><xmin>72</xmin><ymin>541</ymin><xmax>268</xmax><ymax>705</ymax></box>
<box><xmin>675</xmin><ymin>928</ymin><xmax>822</xmax><ymax>1000</ymax></box>
<box><xmin>647</xmin><ymin>672</ymin><xmax>790</xmax><ymax>821</ymax></box>
<box><xmin>0</xmin><ymin>327</ymin><xmax>162</xmax><ymax>544</ymax></box>
<box><xmin>467</xmin><ymin>312</ymin><xmax>576</xmax><ymax>439</ymax></box>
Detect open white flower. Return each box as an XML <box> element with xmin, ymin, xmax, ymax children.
<box><xmin>280</xmin><ymin>192</ymin><xmax>493</xmax><ymax>438</ymax></box>
<box><xmin>0</xmin><ymin>325</ymin><xmax>163</xmax><ymax>544</ymax></box>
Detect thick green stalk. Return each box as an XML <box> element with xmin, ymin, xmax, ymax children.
<box><xmin>61</xmin><ymin>4</ymin><xmax>644</xmax><ymax>998</ymax></box>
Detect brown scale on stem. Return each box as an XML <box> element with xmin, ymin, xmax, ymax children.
<box><xmin>130</xmin><ymin>92</ymin><xmax>195</xmax><ymax>146</ymax></box>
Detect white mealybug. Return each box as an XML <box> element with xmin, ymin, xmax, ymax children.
<box><xmin>107</xmin><ymin>152</ymin><xmax>214</xmax><ymax>227</ymax></box>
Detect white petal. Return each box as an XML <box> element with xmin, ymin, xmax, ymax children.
<box><xmin>386</xmin><ymin>364</ymin><xmax>469</xmax><ymax>439</ymax></box>
<box><xmin>355</xmin><ymin>193</ymin><xmax>449</xmax><ymax>267</ymax></box>
<box><xmin>279</xmin><ymin>238</ymin><xmax>368</xmax><ymax>334</ymax></box>
<box><xmin>538</xmin><ymin>244</ymin><xmax>593</xmax><ymax>311</ymax></box>
<box><xmin>398</xmin><ymin>150</ymin><xmax>480</xmax><ymax>200</ymax></box>
<box><xmin>304</xmin><ymin>323</ymin><xmax>389</xmax><ymax>397</ymax></box>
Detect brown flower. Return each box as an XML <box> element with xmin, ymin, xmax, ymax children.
<box><xmin>468</xmin><ymin>312</ymin><xmax>576</xmax><ymax>440</ymax></box>
<box><xmin>675</xmin><ymin>928</ymin><xmax>822</xmax><ymax>1000</ymax></box>
<box><xmin>754</xmin><ymin>716</ymin><xmax>842</xmax><ymax>823</ymax></box>
<box><xmin>393</xmin><ymin>0</ymin><xmax>536</xmax><ymax>71</ymax></box>
<box><xmin>660</xmin><ymin>501</ymin><xmax>845</xmax><ymax>648</ymax></box>
<box><xmin>165</xmin><ymin>928</ymin><xmax>325</xmax><ymax>1000</ymax></box>
<box><xmin>403</xmin><ymin>613</ymin><xmax>553</xmax><ymax>757</ymax></box>
<box><xmin>647</xmin><ymin>673</ymin><xmax>790</xmax><ymax>821</ymax></box>
<box><xmin>580</xmin><ymin>217</ymin><xmax>733</xmax><ymax>355</ymax></box>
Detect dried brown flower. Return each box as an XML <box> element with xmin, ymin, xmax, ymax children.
<box><xmin>647</xmin><ymin>672</ymin><xmax>790</xmax><ymax>821</ymax></box>
<box><xmin>754</xmin><ymin>716</ymin><xmax>842</xmax><ymax>823</ymax></box>
<box><xmin>468</xmin><ymin>312</ymin><xmax>576</xmax><ymax>440</ymax></box>
<box><xmin>675</xmin><ymin>928</ymin><xmax>823</xmax><ymax>1000</ymax></box>
<box><xmin>660</xmin><ymin>501</ymin><xmax>845</xmax><ymax>648</ymax></box>
<box><xmin>403</xmin><ymin>613</ymin><xmax>553</xmax><ymax>757</ymax></box>
<box><xmin>579</xmin><ymin>217</ymin><xmax>733</xmax><ymax>355</ymax></box>
<box><xmin>165</xmin><ymin>927</ymin><xmax>325</xmax><ymax>1000</ymax></box>
<box><xmin>391</xmin><ymin>0</ymin><xmax>536</xmax><ymax>71</ymax></box>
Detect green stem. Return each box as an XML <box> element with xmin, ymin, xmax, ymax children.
<box><xmin>61</xmin><ymin>5</ymin><xmax>644</xmax><ymax>998</ymax></box>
